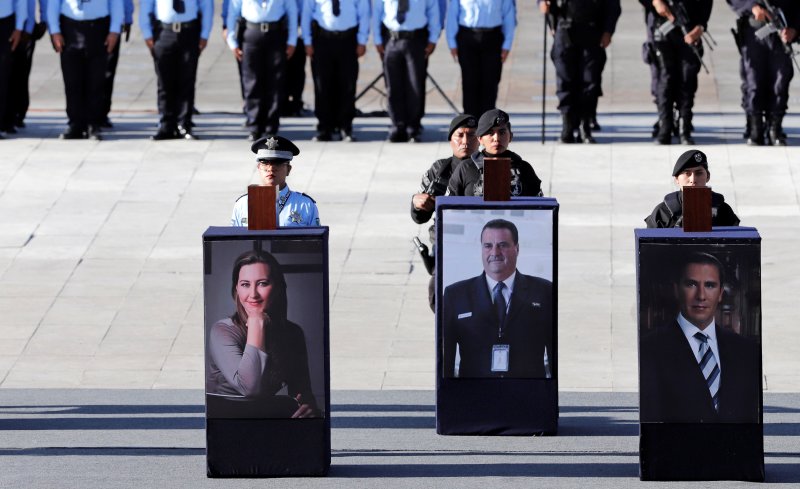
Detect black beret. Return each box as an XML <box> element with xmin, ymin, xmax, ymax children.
<box><xmin>251</xmin><ymin>136</ymin><xmax>300</xmax><ymax>161</ymax></box>
<box><xmin>476</xmin><ymin>109</ymin><xmax>510</xmax><ymax>136</ymax></box>
<box><xmin>672</xmin><ymin>149</ymin><xmax>708</xmax><ymax>176</ymax></box>
<box><xmin>447</xmin><ymin>114</ymin><xmax>478</xmax><ymax>140</ymax></box>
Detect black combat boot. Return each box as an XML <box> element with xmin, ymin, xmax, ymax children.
<box><xmin>560</xmin><ymin>113</ymin><xmax>575</xmax><ymax>143</ymax></box>
<box><xmin>768</xmin><ymin>113</ymin><xmax>787</xmax><ymax>146</ymax></box>
<box><xmin>579</xmin><ymin>118</ymin><xmax>596</xmax><ymax>144</ymax></box>
<box><xmin>742</xmin><ymin>113</ymin><xmax>752</xmax><ymax>140</ymax></box>
<box><xmin>679</xmin><ymin>115</ymin><xmax>695</xmax><ymax>145</ymax></box>
<box><xmin>746</xmin><ymin>113</ymin><xmax>764</xmax><ymax>146</ymax></box>
<box><xmin>655</xmin><ymin>113</ymin><xmax>673</xmax><ymax>145</ymax></box>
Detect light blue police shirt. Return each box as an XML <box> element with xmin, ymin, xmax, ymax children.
<box><xmin>373</xmin><ymin>0</ymin><xmax>440</xmax><ymax>45</ymax></box>
<box><xmin>2</xmin><ymin>0</ymin><xmax>27</xmax><ymax>31</ymax></box>
<box><xmin>138</xmin><ymin>0</ymin><xmax>213</xmax><ymax>40</ymax></box>
<box><xmin>445</xmin><ymin>0</ymin><xmax>515</xmax><ymax>51</ymax></box>
<box><xmin>231</xmin><ymin>185</ymin><xmax>320</xmax><ymax>227</ymax></box>
<box><xmin>301</xmin><ymin>0</ymin><xmax>370</xmax><ymax>46</ymax></box>
<box><xmin>226</xmin><ymin>0</ymin><xmax>297</xmax><ymax>49</ymax></box>
<box><xmin>48</xmin><ymin>0</ymin><xmax>122</xmax><ymax>34</ymax></box>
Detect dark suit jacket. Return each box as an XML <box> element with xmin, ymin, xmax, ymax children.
<box><xmin>442</xmin><ymin>271</ymin><xmax>553</xmax><ymax>378</ymax></box>
<box><xmin>640</xmin><ymin>322</ymin><xmax>761</xmax><ymax>423</ymax></box>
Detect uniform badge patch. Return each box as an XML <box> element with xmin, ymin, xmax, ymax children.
<box><xmin>290</xmin><ymin>211</ymin><xmax>303</xmax><ymax>223</ymax></box>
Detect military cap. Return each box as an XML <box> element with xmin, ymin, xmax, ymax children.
<box><xmin>672</xmin><ymin>149</ymin><xmax>708</xmax><ymax>176</ymax></box>
<box><xmin>251</xmin><ymin>136</ymin><xmax>300</xmax><ymax>162</ymax></box>
<box><xmin>447</xmin><ymin>114</ymin><xmax>478</xmax><ymax>140</ymax></box>
<box><xmin>477</xmin><ymin>109</ymin><xmax>510</xmax><ymax>136</ymax></box>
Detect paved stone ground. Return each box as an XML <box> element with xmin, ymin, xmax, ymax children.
<box><xmin>1</xmin><ymin>1</ymin><xmax>800</xmax><ymax>393</ymax></box>
<box><xmin>1</xmin><ymin>390</ymin><xmax>799</xmax><ymax>488</ymax></box>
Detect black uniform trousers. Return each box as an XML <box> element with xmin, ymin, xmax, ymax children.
<box><xmin>653</xmin><ymin>31</ymin><xmax>702</xmax><ymax>120</ymax></box>
<box><xmin>284</xmin><ymin>35</ymin><xmax>305</xmax><ymax>115</ymax></box>
<box><xmin>60</xmin><ymin>15</ymin><xmax>110</xmax><ymax>131</ymax></box>
<box><xmin>4</xmin><ymin>31</ymin><xmax>36</xmax><ymax>129</ymax></box>
<box><xmin>311</xmin><ymin>25</ymin><xmax>358</xmax><ymax>133</ymax></box>
<box><xmin>551</xmin><ymin>23</ymin><xmax>606</xmax><ymax>121</ymax></box>
<box><xmin>102</xmin><ymin>28</ymin><xmax>122</xmax><ymax>122</ymax></box>
<box><xmin>739</xmin><ymin>20</ymin><xmax>793</xmax><ymax>117</ymax></box>
<box><xmin>0</xmin><ymin>14</ymin><xmax>15</xmax><ymax>132</ymax></box>
<box><xmin>383</xmin><ymin>29</ymin><xmax>427</xmax><ymax>134</ymax></box>
<box><xmin>456</xmin><ymin>26</ymin><xmax>503</xmax><ymax>117</ymax></box>
<box><xmin>152</xmin><ymin>21</ymin><xmax>200</xmax><ymax>130</ymax></box>
<box><xmin>241</xmin><ymin>25</ymin><xmax>287</xmax><ymax>134</ymax></box>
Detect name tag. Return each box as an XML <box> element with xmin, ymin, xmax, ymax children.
<box><xmin>458</xmin><ymin>312</ymin><xmax>472</xmax><ymax>319</ymax></box>
<box><xmin>531</xmin><ymin>302</ymin><xmax>541</xmax><ymax>307</ymax></box>
<box><xmin>491</xmin><ymin>344</ymin><xmax>510</xmax><ymax>372</ymax></box>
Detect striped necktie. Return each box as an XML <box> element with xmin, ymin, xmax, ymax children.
<box><xmin>694</xmin><ymin>332</ymin><xmax>720</xmax><ymax>412</ymax></box>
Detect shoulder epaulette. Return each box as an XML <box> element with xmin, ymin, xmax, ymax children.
<box><xmin>299</xmin><ymin>192</ymin><xmax>316</xmax><ymax>203</ymax></box>
<box><xmin>235</xmin><ymin>193</ymin><xmax>248</xmax><ymax>203</ymax></box>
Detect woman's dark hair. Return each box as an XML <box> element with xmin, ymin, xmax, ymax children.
<box><xmin>230</xmin><ymin>250</ymin><xmax>288</xmax><ymax>327</ymax></box>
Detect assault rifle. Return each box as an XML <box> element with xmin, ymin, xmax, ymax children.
<box><xmin>756</xmin><ymin>0</ymin><xmax>800</xmax><ymax>71</ymax></box>
<box><xmin>655</xmin><ymin>0</ymin><xmax>711</xmax><ymax>73</ymax></box>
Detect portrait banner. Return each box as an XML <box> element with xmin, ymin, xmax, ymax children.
<box><xmin>435</xmin><ymin>197</ymin><xmax>559</xmax><ymax>435</ymax></box>
<box><xmin>203</xmin><ymin>226</ymin><xmax>330</xmax><ymax>477</ymax></box>
<box><xmin>636</xmin><ymin>228</ymin><xmax>764</xmax><ymax>481</ymax></box>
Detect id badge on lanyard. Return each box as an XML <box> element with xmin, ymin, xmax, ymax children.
<box><xmin>491</xmin><ymin>344</ymin><xmax>510</xmax><ymax>372</ymax></box>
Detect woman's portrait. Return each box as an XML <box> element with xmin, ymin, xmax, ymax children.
<box><xmin>206</xmin><ymin>248</ymin><xmax>322</xmax><ymax>419</ymax></box>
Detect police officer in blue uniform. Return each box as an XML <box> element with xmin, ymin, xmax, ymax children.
<box><xmin>49</xmin><ymin>0</ymin><xmax>121</xmax><ymax>140</ymax></box>
<box><xmin>231</xmin><ymin>135</ymin><xmax>320</xmax><ymax>227</ymax></box>
<box><xmin>2</xmin><ymin>0</ymin><xmax>40</xmax><ymax>134</ymax></box>
<box><xmin>374</xmin><ymin>0</ymin><xmax>441</xmax><ymax>143</ymax></box>
<box><xmin>100</xmin><ymin>0</ymin><xmax>133</xmax><ymax>128</ymax></box>
<box><xmin>140</xmin><ymin>0</ymin><xmax>213</xmax><ymax>140</ymax></box>
<box><xmin>445</xmin><ymin>0</ymin><xmax>515</xmax><ymax>118</ymax></box>
<box><xmin>729</xmin><ymin>0</ymin><xmax>798</xmax><ymax>146</ymax></box>
<box><xmin>641</xmin><ymin>0</ymin><xmax>712</xmax><ymax>145</ymax></box>
<box><xmin>227</xmin><ymin>0</ymin><xmax>297</xmax><ymax>141</ymax></box>
<box><xmin>302</xmin><ymin>0</ymin><xmax>370</xmax><ymax>142</ymax></box>
<box><xmin>539</xmin><ymin>0</ymin><xmax>620</xmax><ymax>145</ymax></box>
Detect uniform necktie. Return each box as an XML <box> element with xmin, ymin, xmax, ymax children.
<box><xmin>173</xmin><ymin>0</ymin><xmax>186</xmax><ymax>14</ymax></box>
<box><xmin>397</xmin><ymin>0</ymin><xmax>409</xmax><ymax>24</ymax></box>
<box><xmin>694</xmin><ymin>332</ymin><xmax>720</xmax><ymax>412</ymax></box>
<box><xmin>493</xmin><ymin>282</ymin><xmax>507</xmax><ymax>335</ymax></box>
<box><xmin>332</xmin><ymin>0</ymin><xmax>340</xmax><ymax>16</ymax></box>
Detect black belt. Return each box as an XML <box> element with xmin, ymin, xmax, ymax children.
<box><xmin>160</xmin><ymin>19</ymin><xmax>198</xmax><ymax>33</ymax></box>
<box><xmin>459</xmin><ymin>25</ymin><xmax>502</xmax><ymax>34</ymax></box>
<box><xmin>60</xmin><ymin>15</ymin><xmax>110</xmax><ymax>28</ymax></box>
<box><xmin>245</xmin><ymin>20</ymin><xmax>286</xmax><ymax>32</ymax></box>
<box><xmin>314</xmin><ymin>24</ymin><xmax>357</xmax><ymax>39</ymax></box>
<box><xmin>385</xmin><ymin>27</ymin><xmax>427</xmax><ymax>41</ymax></box>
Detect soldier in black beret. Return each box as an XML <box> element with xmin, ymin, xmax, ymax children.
<box><xmin>644</xmin><ymin>149</ymin><xmax>740</xmax><ymax>228</ymax></box>
<box><xmin>410</xmin><ymin>113</ymin><xmax>478</xmax><ymax>311</ymax></box>
<box><xmin>231</xmin><ymin>135</ymin><xmax>321</xmax><ymax>227</ymax></box>
<box><xmin>447</xmin><ymin>109</ymin><xmax>544</xmax><ymax>198</ymax></box>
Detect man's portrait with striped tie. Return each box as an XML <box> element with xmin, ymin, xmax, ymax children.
<box><xmin>639</xmin><ymin>250</ymin><xmax>762</xmax><ymax>424</ymax></box>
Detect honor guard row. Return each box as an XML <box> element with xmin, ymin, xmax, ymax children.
<box><xmin>1</xmin><ymin>1</ymin><xmax>799</xmax><ymax>144</ymax></box>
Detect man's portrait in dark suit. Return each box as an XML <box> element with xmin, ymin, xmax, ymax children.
<box><xmin>640</xmin><ymin>251</ymin><xmax>762</xmax><ymax>424</ymax></box>
<box><xmin>442</xmin><ymin>218</ymin><xmax>553</xmax><ymax>378</ymax></box>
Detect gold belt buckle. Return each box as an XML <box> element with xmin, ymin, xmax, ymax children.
<box><xmin>260</xmin><ymin>23</ymin><xmax>269</xmax><ymax>33</ymax></box>
<box><xmin>171</xmin><ymin>22</ymin><xmax>181</xmax><ymax>33</ymax></box>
